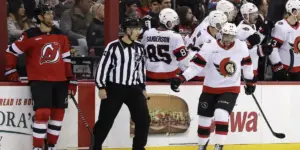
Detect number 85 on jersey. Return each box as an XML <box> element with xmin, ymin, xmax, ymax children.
<box><xmin>146</xmin><ymin>44</ymin><xmax>188</xmax><ymax>65</ymax></box>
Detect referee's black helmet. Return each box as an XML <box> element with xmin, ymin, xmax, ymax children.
<box><xmin>122</xmin><ymin>17</ymin><xmax>142</xmax><ymax>31</ymax></box>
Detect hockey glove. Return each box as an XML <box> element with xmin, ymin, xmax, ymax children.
<box><xmin>258</xmin><ymin>44</ymin><xmax>273</xmax><ymax>57</ymax></box>
<box><xmin>68</xmin><ymin>77</ymin><xmax>78</xmax><ymax>96</ymax></box>
<box><xmin>244</xmin><ymin>77</ymin><xmax>257</xmax><ymax>95</ymax></box>
<box><xmin>259</xmin><ymin>20</ymin><xmax>275</xmax><ymax>36</ymax></box>
<box><xmin>247</xmin><ymin>33</ymin><xmax>261</xmax><ymax>48</ymax></box>
<box><xmin>5</xmin><ymin>69</ymin><xmax>20</xmax><ymax>82</ymax></box>
<box><xmin>170</xmin><ymin>75</ymin><xmax>186</xmax><ymax>92</ymax></box>
<box><xmin>272</xmin><ymin>63</ymin><xmax>288</xmax><ymax>81</ymax></box>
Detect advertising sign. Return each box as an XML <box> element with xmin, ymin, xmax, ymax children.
<box><xmin>0</xmin><ymin>86</ymin><xmax>34</xmax><ymax>150</ymax></box>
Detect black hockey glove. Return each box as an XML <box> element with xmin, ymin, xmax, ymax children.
<box><xmin>247</xmin><ymin>33</ymin><xmax>261</xmax><ymax>48</ymax></box>
<box><xmin>244</xmin><ymin>77</ymin><xmax>257</xmax><ymax>95</ymax></box>
<box><xmin>245</xmin><ymin>85</ymin><xmax>256</xmax><ymax>95</ymax></box>
<box><xmin>272</xmin><ymin>62</ymin><xmax>288</xmax><ymax>81</ymax></box>
<box><xmin>259</xmin><ymin>20</ymin><xmax>275</xmax><ymax>36</ymax></box>
<box><xmin>258</xmin><ymin>43</ymin><xmax>273</xmax><ymax>57</ymax></box>
<box><xmin>169</xmin><ymin>75</ymin><xmax>186</xmax><ymax>92</ymax></box>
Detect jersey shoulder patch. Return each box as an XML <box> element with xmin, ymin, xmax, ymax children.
<box><xmin>275</xmin><ymin>20</ymin><xmax>287</xmax><ymax>28</ymax></box>
<box><xmin>242</xmin><ymin>27</ymin><xmax>250</xmax><ymax>31</ymax></box>
<box><xmin>277</xmin><ymin>21</ymin><xmax>284</xmax><ymax>25</ymax></box>
<box><xmin>206</xmin><ymin>39</ymin><xmax>212</xmax><ymax>43</ymax></box>
<box><xmin>273</xmin><ymin>20</ymin><xmax>288</xmax><ymax>32</ymax></box>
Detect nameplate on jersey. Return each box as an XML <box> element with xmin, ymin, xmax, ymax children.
<box><xmin>146</xmin><ymin>36</ymin><xmax>170</xmax><ymax>43</ymax></box>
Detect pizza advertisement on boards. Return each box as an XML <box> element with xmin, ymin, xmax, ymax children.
<box><xmin>130</xmin><ymin>94</ymin><xmax>191</xmax><ymax>135</ymax></box>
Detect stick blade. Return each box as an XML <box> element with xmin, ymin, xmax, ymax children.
<box><xmin>274</xmin><ymin>133</ymin><xmax>285</xmax><ymax>139</ymax></box>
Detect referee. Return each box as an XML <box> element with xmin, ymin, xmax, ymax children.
<box><xmin>92</xmin><ymin>18</ymin><xmax>150</xmax><ymax>150</ymax></box>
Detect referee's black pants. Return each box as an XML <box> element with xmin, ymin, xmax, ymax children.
<box><xmin>93</xmin><ymin>82</ymin><xmax>150</xmax><ymax>150</ymax></box>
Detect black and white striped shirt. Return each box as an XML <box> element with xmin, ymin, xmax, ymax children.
<box><xmin>95</xmin><ymin>38</ymin><xmax>147</xmax><ymax>89</ymax></box>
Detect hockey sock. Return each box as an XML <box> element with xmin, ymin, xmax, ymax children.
<box><xmin>214</xmin><ymin>108</ymin><xmax>229</xmax><ymax>145</ymax></box>
<box><xmin>47</xmin><ymin>108</ymin><xmax>65</xmax><ymax>146</ymax></box>
<box><xmin>197</xmin><ymin>115</ymin><xmax>213</xmax><ymax>145</ymax></box>
<box><xmin>33</xmin><ymin>108</ymin><xmax>51</xmax><ymax>148</ymax></box>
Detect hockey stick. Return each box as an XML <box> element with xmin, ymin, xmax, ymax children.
<box><xmin>70</xmin><ymin>95</ymin><xmax>95</xmax><ymax>150</ymax></box>
<box><xmin>241</xmin><ymin>76</ymin><xmax>285</xmax><ymax>139</ymax></box>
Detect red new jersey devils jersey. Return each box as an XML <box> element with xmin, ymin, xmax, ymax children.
<box><xmin>5</xmin><ymin>27</ymin><xmax>72</xmax><ymax>81</ymax></box>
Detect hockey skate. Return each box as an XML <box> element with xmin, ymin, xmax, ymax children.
<box><xmin>198</xmin><ymin>145</ymin><xmax>207</xmax><ymax>150</ymax></box>
<box><xmin>198</xmin><ymin>140</ymin><xmax>209</xmax><ymax>150</ymax></box>
<box><xmin>214</xmin><ymin>144</ymin><xmax>224</xmax><ymax>150</ymax></box>
<box><xmin>47</xmin><ymin>144</ymin><xmax>56</xmax><ymax>150</ymax></box>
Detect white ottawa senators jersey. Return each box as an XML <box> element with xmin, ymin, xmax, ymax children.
<box><xmin>237</xmin><ymin>21</ymin><xmax>259</xmax><ymax>76</ymax></box>
<box><xmin>185</xmin><ymin>16</ymin><xmax>210</xmax><ymax>50</ymax></box>
<box><xmin>142</xmin><ymin>28</ymin><xmax>189</xmax><ymax>80</ymax></box>
<box><xmin>185</xmin><ymin>26</ymin><xmax>216</xmax><ymax>80</ymax></box>
<box><xmin>182</xmin><ymin>39</ymin><xmax>254</xmax><ymax>94</ymax></box>
<box><xmin>286</xmin><ymin>25</ymin><xmax>300</xmax><ymax>72</ymax></box>
<box><xmin>269</xmin><ymin>19</ymin><xmax>300</xmax><ymax>71</ymax></box>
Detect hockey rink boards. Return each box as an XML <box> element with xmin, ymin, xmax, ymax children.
<box><xmin>1</xmin><ymin>82</ymin><xmax>300</xmax><ymax>150</ymax></box>
<box><xmin>102</xmin><ymin>144</ymin><xmax>300</xmax><ymax>150</ymax></box>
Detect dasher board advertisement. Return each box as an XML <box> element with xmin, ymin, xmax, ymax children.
<box><xmin>0</xmin><ymin>86</ymin><xmax>34</xmax><ymax>150</ymax></box>
<box><xmin>98</xmin><ymin>85</ymin><xmax>298</xmax><ymax>148</ymax></box>
<box><xmin>1</xmin><ymin>84</ymin><xmax>300</xmax><ymax>149</ymax></box>
<box><xmin>0</xmin><ymin>86</ymin><xmax>78</xmax><ymax>150</ymax></box>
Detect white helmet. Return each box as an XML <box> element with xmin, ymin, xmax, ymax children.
<box><xmin>216</xmin><ymin>0</ymin><xmax>235</xmax><ymax>21</ymax></box>
<box><xmin>208</xmin><ymin>10</ymin><xmax>228</xmax><ymax>30</ymax></box>
<box><xmin>216</xmin><ymin>0</ymin><xmax>235</xmax><ymax>14</ymax></box>
<box><xmin>221</xmin><ymin>23</ymin><xmax>237</xmax><ymax>36</ymax></box>
<box><xmin>159</xmin><ymin>8</ymin><xmax>179</xmax><ymax>29</ymax></box>
<box><xmin>240</xmin><ymin>2</ymin><xmax>258</xmax><ymax>15</ymax></box>
<box><xmin>286</xmin><ymin>0</ymin><xmax>300</xmax><ymax>14</ymax></box>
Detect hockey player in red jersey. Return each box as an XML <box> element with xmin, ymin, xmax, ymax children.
<box><xmin>170</xmin><ymin>23</ymin><xmax>256</xmax><ymax>150</ymax></box>
<box><xmin>5</xmin><ymin>4</ymin><xmax>77</xmax><ymax>150</ymax></box>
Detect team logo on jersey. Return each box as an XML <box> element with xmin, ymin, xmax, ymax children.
<box><xmin>278</xmin><ymin>21</ymin><xmax>284</xmax><ymax>25</ymax></box>
<box><xmin>291</xmin><ymin>36</ymin><xmax>300</xmax><ymax>54</ymax></box>
<box><xmin>214</xmin><ymin>58</ymin><xmax>237</xmax><ymax>77</ymax></box>
<box><xmin>200</xmin><ymin>102</ymin><xmax>208</xmax><ymax>109</ymax></box>
<box><xmin>40</xmin><ymin>42</ymin><xmax>60</xmax><ymax>65</ymax></box>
